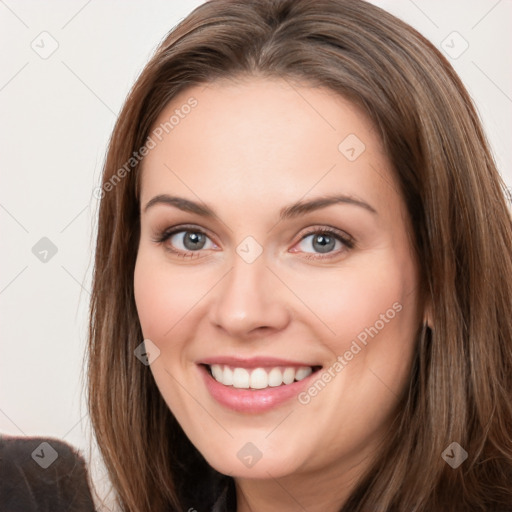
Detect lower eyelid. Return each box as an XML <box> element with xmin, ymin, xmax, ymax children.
<box><xmin>295</xmin><ymin>246</ymin><xmax>347</xmax><ymax>260</ymax></box>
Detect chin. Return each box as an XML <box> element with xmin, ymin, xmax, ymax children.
<box><xmin>197</xmin><ymin>440</ymin><xmax>306</xmax><ymax>479</ymax></box>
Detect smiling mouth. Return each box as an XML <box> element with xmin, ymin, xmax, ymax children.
<box><xmin>204</xmin><ymin>364</ymin><xmax>322</xmax><ymax>390</ymax></box>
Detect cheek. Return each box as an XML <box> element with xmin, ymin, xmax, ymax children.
<box><xmin>133</xmin><ymin>250</ymin><xmax>200</xmax><ymax>413</ymax></box>
<box><xmin>295</xmin><ymin>255</ymin><xmax>416</xmax><ymax>342</ymax></box>
<box><xmin>134</xmin><ymin>255</ymin><xmax>172</xmax><ymax>341</ymax></box>
<box><xmin>288</xmin><ymin>256</ymin><xmax>418</xmax><ymax>460</ymax></box>
<box><xmin>292</xmin><ymin>250</ymin><xmax>419</xmax><ymax>399</ymax></box>
<box><xmin>134</xmin><ymin>250</ymin><xmax>206</xmax><ymax>342</ymax></box>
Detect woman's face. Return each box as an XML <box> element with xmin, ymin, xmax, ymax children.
<box><xmin>134</xmin><ymin>78</ymin><xmax>421</xmax><ymax>482</ymax></box>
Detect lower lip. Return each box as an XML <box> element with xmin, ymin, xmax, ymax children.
<box><xmin>199</xmin><ymin>365</ymin><xmax>318</xmax><ymax>413</ymax></box>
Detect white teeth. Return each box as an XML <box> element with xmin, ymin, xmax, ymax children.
<box><xmin>209</xmin><ymin>364</ymin><xmax>315</xmax><ymax>389</ymax></box>
<box><xmin>232</xmin><ymin>368</ymin><xmax>250</xmax><ymax>389</ymax></box>
<box><xmin>268</xmin><ymin>367</ymin><xmax>283</xmax><ymax>387</ymax></box>
<box><xmin>282</xmin><ymin>367</ymin><xmax>295</xmax><ymax>385</ymax></box>
<box><xmin>223</xmin><ymin>366</ymin><xmax>233</xmax><ymax>386</ymax></box>
<box><xmin>250</xmin><ymin>368</ymin><xmax>268</xmax><ymax>389</ymax></box>
<box><xmin>211</xmin><ymin>364</ymin><xmax>223</xmax><ymax>381</ymax></box>
<box><xmin>295</xmin><ymin>367</ymin><xmax>312</xmax><ymax>381</ymax></box>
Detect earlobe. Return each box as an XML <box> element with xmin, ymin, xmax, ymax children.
<box><xmin>423</xmin><ymin>303</ymin><xmax>434</xmax><ymax>330</ymax></box>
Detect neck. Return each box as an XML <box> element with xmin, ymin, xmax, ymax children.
<box><xmin>234</xmin><ymin>450</ymin><xmax>374</xmax><ymax>512</ymax></box>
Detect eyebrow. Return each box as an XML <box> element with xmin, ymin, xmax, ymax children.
<box><xmin>143</xmin><ymin>193</ymin><xmax>377</xmax><ymax>218</ymax></box>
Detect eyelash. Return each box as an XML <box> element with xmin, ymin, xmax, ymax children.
<box><xmin>153</xmin><ymin>224</ymin><xmax>355</xmax><ymax>260</ymax></box>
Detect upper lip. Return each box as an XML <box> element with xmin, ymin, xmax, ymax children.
<box><xmin>199</xmin><ymin>356</ymin><xmax>321</xmax><ymax>369</ymax></box>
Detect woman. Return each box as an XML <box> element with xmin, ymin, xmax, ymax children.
<box><xmin>88</xmin><ymin>0</ymin><xmax>512</xmax><ymax>510</ymax></box>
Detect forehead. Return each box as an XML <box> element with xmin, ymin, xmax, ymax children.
<box><xmin>140</xmin><ymin>77</ymin><xmax>399</xmax><ymax>216</ymax></box>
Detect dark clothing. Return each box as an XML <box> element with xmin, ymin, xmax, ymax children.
<box><xmin>0</xmin><ymin>435</ymin><xmax>236</xmax><ymax>512</ymax></box>
<box><xmin>179</xmin><ymin>460</ymin><xmax>237</xmax><ymax>512</ymax></box>
<box><xmin>0</xmin><ymin>436</ymin><xmax>96</xmax><ymax>512</ymax></box>
<box><xmin>211</xmin><ymin>480</ymin><xmax>236</xmax><ymax>512</ymax></box>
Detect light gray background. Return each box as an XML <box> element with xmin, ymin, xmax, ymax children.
<box><xmin>1</xmin><ymin>0</ymin><xmax>511</xmax><ymax>505</ymax></box>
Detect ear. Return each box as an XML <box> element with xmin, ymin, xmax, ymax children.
<box><xmin>423</xmin><ymin>301</ymin><xmax>434</xmax><ymax>330</ymax></box>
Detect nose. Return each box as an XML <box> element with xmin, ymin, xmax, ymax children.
<box><xmin>208</xmin><ymin>255</ymin><xmax>291</xmax><ymax>338</ymax></box>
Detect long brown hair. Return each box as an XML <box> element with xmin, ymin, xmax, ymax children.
<box><xmin>87</xmin><ymin>0</ymin><xmax>512</xmax><ymax>510</ymax></box>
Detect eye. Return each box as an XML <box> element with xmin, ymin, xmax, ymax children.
<box><xmin>154</xmin><ymin>225</ymin><xmax>353</xmax><ymax>259</ymax></box>
<box><xmin>154</xmin><ymin>226</ymin><xmax>217</xmax><ymax>256</ymax></box>
<box><xmin>292</xmin><ymin>227</ymin><xmax>354</xmax><ymax>259</ymax></box>
<box><xmin>170</xmin><ymin>230</ymin><xmax>214</xmax><ymax>251</ymax></box>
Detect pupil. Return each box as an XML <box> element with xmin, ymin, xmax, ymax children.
<box><xmin>184</xmin><ymin>232</ymin><xmax>205</xmax><ymax>250</ymax></box>
<box><xmin>313</xmin><ymin>234</ymin><xmax>334</xmax><ymax>253</ymax></box>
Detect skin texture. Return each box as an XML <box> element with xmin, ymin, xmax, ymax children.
<box><xmin>134</xmin><ymin>78</ymin><xmax>422</xmax><ymax>512</ymax></box>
